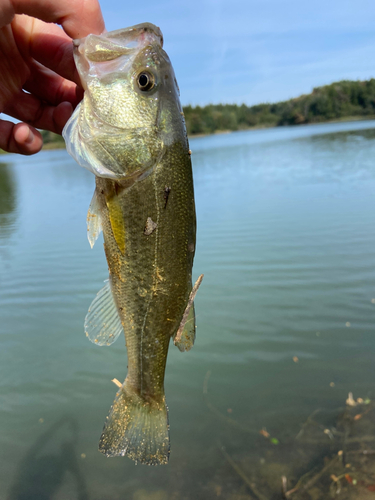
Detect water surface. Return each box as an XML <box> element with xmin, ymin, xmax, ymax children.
<box><xmin>1</xmin><ymin>120</ymin><xmax>375</xmax><ymax>499</ymax></box>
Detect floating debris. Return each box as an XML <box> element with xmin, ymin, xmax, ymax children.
<box><xmin>346</xmin><ymin>392</ymin><xmax>357</xmax><ymax>406</ymax></box>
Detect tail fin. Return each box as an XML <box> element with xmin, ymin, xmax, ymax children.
<box><xmin>99</xmin><ymin>382</ymin><xmax>170</xmax><ymax>465</ymax></box>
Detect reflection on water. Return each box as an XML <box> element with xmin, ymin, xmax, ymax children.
<box><xmin>0</xmin><ymin>162</ymin><xmax>17</xmax><ymax>238</ymax></box>
<box><xmin>8</xmin><ymin>417</ymin><xmax>88</xmax><ymax>500</ymax></box>
<box><xmin>0</xmin><ymin>120</ymin><xmax>375</xmax><ymax>499</ymax></box>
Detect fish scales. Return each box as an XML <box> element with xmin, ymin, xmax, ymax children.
<box><xmin>63</xmin><ymin>22</ymin><xmax>201</xmax><ymax>465</ymax></box>
<box><xmin>96</xmin><ymin>142</ymin><xmax>195</xmax><ymax>395</ymax></box>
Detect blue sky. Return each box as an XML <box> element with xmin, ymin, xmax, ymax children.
<box><xmin>100</xmin><ymin>0</ymin><xmax>375</xmax><ymax>106</ymax></box>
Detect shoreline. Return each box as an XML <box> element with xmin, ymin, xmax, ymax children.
<box><xmin>188</xmin><ymin>114</ymin><xmax>375</xmax><ymax>139</ymax></box>
<box><xmin>1</xmin><ymin>115</ymin><xmax>375</xmax><ymax>155</ymax></box>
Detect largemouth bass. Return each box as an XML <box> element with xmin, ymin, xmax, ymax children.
<box><xmin>62</xmin><ymin>23</ymin><xmax>202</xmax><ymax>465</ymax></box>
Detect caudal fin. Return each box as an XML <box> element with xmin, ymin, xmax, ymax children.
<box><xmin>99</xmin><ymin>382</ymin><xmax>170</xmax><ymax>465</ymax></box>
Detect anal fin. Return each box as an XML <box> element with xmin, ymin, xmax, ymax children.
<box><xmin>85</xmin><ymin>280</ymin><xmax>123</xmax><ymax>346</ymax></box>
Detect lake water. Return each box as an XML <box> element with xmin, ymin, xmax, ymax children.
<box><xmin>0</xmin><ymin>120</ymin><xmax>375</xmax><ymax>499</ymax></box>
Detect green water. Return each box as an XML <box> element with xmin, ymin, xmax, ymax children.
<box><xmin>1</xmin><ymin>120</ymin><xmax>375</xmax><ymax>499</ymax></box>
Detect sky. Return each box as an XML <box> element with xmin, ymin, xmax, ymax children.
<box><xmin>99</xmin><ymin>0</ymin><xmax>375</xmax><ymax>107</ymax></box>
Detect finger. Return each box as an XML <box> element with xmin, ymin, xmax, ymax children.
<box><xmin>0</xmin><ymin>120</ymin><xmax>43</xmax><ymax>155</ymax></box>
<box><xmin>24</xmin><ymin>60</ymin><xmax>80</xmax><ymax>107</ymax></box>
<box><xmin>11</xmin><ymin>0</ymin><xmax>105</xmax><ymax>39</ymax></box>
<box><xmin>11</xmin><ymin>16</ymin><xmax>81</xmax><ymax>86</ymax></box>
<box><xmin>4</xmin><ymin>90</ymin><xmax>73</xmax><ymax>134</ymax></box>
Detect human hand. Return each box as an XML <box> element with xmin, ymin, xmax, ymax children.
<box><xmin>0</xmin><ymin>0</ymin><xmax>104</xmax><ymax>155</ymax></box>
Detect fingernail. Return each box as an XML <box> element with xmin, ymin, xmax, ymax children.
<box><xmin>25</xmin><ymin>129</ymin><xmax>34</xmax><ymax>144</ymax></box>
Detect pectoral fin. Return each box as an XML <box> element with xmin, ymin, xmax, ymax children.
<box><xmin>87</xmin><ymin>190</ymin><xmax>102</xmax><ymax>248</ymax></box>
<box><xmin>85</xmin><ymin>280</ymin><xmax>123</xmax><ymax>346</ymax></box>
<box><xmin>106</xmin><ymin>196</ymin><xmax>126</xmax><ymax>254</ymax></box>
<box><xmin>173</xmin><ymin>274</ymin><xmax>204</xmax><ymax>352</ymax></box>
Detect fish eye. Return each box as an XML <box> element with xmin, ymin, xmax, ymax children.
<box><xmin>137</xmin><ymin>71</ymin><xmax>155</xmax><ymax>92</ymax></box>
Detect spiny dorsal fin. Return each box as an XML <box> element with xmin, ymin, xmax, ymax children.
<box><xmin>85</xmin><ymin>281</ymin><xmax>123</xmax><ymax>346</ymax></box>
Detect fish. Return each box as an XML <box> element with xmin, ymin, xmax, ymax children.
<box><xmin>62</xmin><ymin>23</ymin><xmax>203</xmax><ymax>465</ymax></box>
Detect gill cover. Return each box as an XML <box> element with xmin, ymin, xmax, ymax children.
<box><xmin>63</xmin><ymin>23</ymin><xmax>176</xmax><ymax>180</ymax></box>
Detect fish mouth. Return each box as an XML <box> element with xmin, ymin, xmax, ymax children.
<box><xmin>72</xmin><ymin>22</ymin><xmax>163</xmax><ymax>54</ymax></box>
<box><xmin>72</xmin><ymin>23</ymin><xmax>164</xmax><ymax>86</ymax></box>
<box><xmin>106</xmin><ymin>23</ymin><xmax>163</xmax><ymax>48</ymax></box>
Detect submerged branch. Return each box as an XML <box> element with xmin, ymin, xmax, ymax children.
<box><xmin>203</xmin><ymin>371</ymin><xmax>257</xmax><ymax>435</ymax></box>
<box><xmin>218</xmin><ymin>441</ymin><xmax>268</xmax><ymax>500</ymax></box>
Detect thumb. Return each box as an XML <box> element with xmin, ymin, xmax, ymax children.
<box><xmin>0</xmin><ymin>120</ymin><xmax>43</xmax><ymax>155</ymax></box>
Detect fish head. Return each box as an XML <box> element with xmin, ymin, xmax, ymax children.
<box><xmin>63</xmin><ymin>23</ymin><xmax>187</xmax><ymax>180</ymax></box>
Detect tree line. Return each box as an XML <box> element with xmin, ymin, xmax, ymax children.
<box><xmin>183</xmin><ymin>79</ymin><xmax>375</xmax><ymax>135</ymax></box>
<box><xmin>33</xmin><ymin>79</ymin><xmax>375</xmax><ymax>149</ymax></box>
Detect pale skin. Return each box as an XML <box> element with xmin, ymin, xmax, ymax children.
<box><xmin>0</xmin><ymin>0</ymin><xmax>105</xmax><ymax>155</ymax></box>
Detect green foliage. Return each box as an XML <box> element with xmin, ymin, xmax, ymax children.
<box><xmin>40</xmin><ymin>130</ymin><xmax>65</xmax><ymax>147</ymax></box>
<box><xmin>9</xmin><ymin>79</ymin><xmax>375</xmax><ymax>152</ymax></box>
<box><xmin>183</xmin><ymin>79</ymin><xmax>375</xmax><ymax>135</ymax></box>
